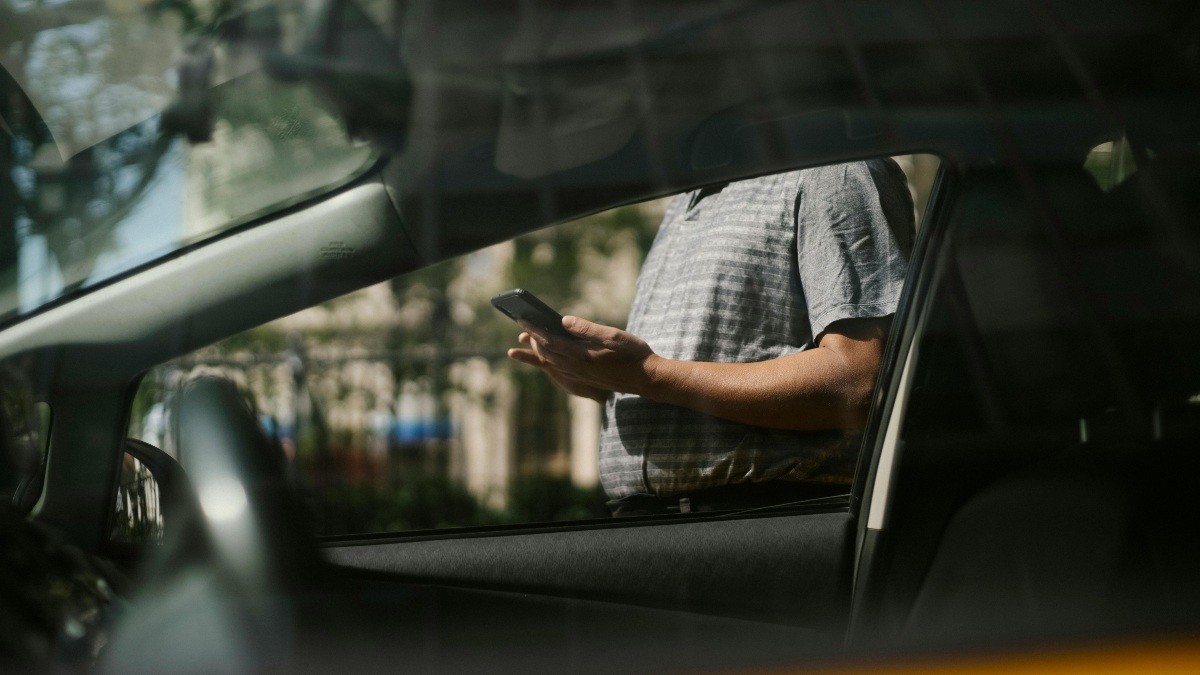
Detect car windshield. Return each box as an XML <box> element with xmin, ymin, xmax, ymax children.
<box><xmin>0</xmin><ymin>0</ymin><xmax>375</xmax><ymax>322</ymax></box>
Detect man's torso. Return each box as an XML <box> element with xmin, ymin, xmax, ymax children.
<box><xmin>599</xmin><ymin>161</ymin><xmax>914</xmax><ymax>499</ymax></box>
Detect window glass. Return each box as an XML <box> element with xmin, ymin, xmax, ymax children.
<box><xmin>910</xmin><ymin>154</ymin><xmax>1198</xmax><ymax>448</ymax></box>
<box><xmin>1</xmin><ymin>0</ymin><xmax>375</xmax><ymax>322</ymax></box>
<box><xmin>130</xmin><ymin>156</ymin><xmax>939</xmax><ymax>536</ymax></box>
<box><xmin>0</xmin><ymin>383</ymin><xmax>50</xmax><ymax>511</ymax></box>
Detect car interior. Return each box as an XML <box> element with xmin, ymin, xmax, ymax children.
<box><xmin>2</xmin><ymin>0</ymin><xmax>1199</xmax><ymax>672</ymax></box>
<box><xmin>855</xmin><ymin>148</ymin><xmax>1200</xmax><ymax>650</ymax></box>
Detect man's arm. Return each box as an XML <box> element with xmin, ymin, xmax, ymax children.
<box><xmin>507</xmin><ymin>314</ymin><xmax>891</xmax><ymax>430</ymax></box>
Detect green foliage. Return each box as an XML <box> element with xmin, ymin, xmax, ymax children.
<box><xmin>126</xmin><ymin>374</ymin><xmax>165</xmax><ymax>446</ymax></box>
<box><xmin>210</xmin><ymin>325</ymin><xmax>289</xmax><ymax>355</ymax></box>
<box><xmin>313</xmin><ymin>473</ymin><xmax>501</xmax><ymax>535</ymax></box>
<box><xmin>504</xmin><ymin>474</ymin><xmax>609</xmax><ymax>523</ymax></box>
<box><xmin>310</xmin><ymin>471</ymin><xmax>609</xmax><ymax>536</ymax></box>
<box><xmin>508</xmin><ymin>203</ymin><xmax>659</xmax><ymax>312</ymax></box>
<box><xmin>193</xmin><ymin>68</ymin><xmax>374</xmax><ymax>228</ymax></box>
<box><xmin>511</xmin><ymin>365</ymin><xmax>569</xmax><ymax>463</ymax></box>
<box><xmin>510</xmin><ymin>226</ymin><xmax>583</xmax><ymax>310</ymax></box>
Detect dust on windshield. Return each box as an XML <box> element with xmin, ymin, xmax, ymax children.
<box><xmin>0</xmin><ymin>0</ymin><xmax>375</xmax><ymax>322</ymax></box>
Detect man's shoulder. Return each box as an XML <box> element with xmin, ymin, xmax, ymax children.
<box><xmin>797</xmin><ymin>158</ymin><xmax>901</xmax><ymax>182</ymax></box>
<box><xmin>731</xmin><ymin>159</ymin><xmax>901</xmax><ymax>191</ymax></box>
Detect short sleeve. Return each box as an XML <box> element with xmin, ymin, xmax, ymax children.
<box><xmin>795</xmin><ymin>159</ymin><xmax>914</xmax><ymax>340</ymax></box>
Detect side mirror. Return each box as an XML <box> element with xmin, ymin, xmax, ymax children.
<box><xmin>110</xmin><ymin>439</ymin><xmax>199</xmax><ymax>546</ymax></box>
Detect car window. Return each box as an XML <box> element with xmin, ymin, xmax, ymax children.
<box><xmin>0</xmin><ymin>381</ymin><xmax>50</xmax><ymax>512</ymax></box>
<box><xmin>129</xmin><ymin>155</ymin><xmax>938</xmax><ymax>536</ymax></box>
<box><xmin>1</xmin><ymin>0</ymin><xmax>376</xmax><ymax>323</ymax></box>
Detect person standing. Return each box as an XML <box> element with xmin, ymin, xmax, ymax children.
<box><xmin>509</xmin><ymin>160</ymin><xmax>914</xmax><ymax>514</ymax></box>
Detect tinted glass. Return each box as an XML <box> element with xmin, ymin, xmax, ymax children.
<box><xmin>1</xmin><ymin>0</ymin><xmax>375</xmax><ymax>322</ymax></box>
<box><xmin>0</xmin><ymin>388</ymin><xmax>49</xmax><ymax>511</ymax></box>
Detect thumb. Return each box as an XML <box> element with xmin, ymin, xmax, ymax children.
<box><xmin>562</xmin><ymin>315</ymin><xmax>591</xmax><ymax>338</ymax></box>
<box><xmin>564</xmin><ymin>315</ymin><xmax>624</xmax><ymax>346</ymax></box>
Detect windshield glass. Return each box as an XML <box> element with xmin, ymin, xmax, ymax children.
<box><xmin>0</xmin><ymin>0</ymin><xmax>375</xmax><ymax>321</ymax></box>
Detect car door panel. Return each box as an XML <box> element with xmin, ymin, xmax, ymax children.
<box><xmin>325</xmin><ymin>509</ymin><xmax>854</xmax><ymax>630</ymax></box>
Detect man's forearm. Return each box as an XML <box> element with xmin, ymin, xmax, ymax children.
<box><xmin>509</xmin><ymin>315</ymin><xmax>890</xmax><ymax>431</ymax></box>
<box><xmin>638</xmin><ymin>347</ymin><xmax>875</xmax><ymax>430</ymax></box>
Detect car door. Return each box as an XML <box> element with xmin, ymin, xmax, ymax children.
<box><xmin>104</xmin><ymin>156</ymin><xmax>941</xmax><ymax>670</ymax></box>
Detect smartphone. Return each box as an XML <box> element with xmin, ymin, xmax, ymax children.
<box><xmin>490</xmin><ymin>289</ymin><xmax>577</xmax><ymax>340</ymax></box>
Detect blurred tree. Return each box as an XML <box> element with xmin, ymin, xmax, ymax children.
<box><xmin>505</xmin><ymin>474</ymin><xmax>608</xmax><ymax>524</ymax></box>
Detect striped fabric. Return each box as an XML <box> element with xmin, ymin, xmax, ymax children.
<box><xmin>599</xmin><ymin>160</ymin><xmax>914</xmax><ymax>499</ymax></box>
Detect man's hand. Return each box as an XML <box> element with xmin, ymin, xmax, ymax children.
<box><xmin>506</xmin><ymin>316</ymin><xmax>660</xmax><ymax>404</ymax></box>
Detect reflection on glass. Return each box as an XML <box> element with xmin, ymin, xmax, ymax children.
<box><xmin>0</xmin><ymin>0</ymin><xmax>375</xmax><ymax>321</ymax></box>
<box><xmin>1084</xmin><ymin>136</ymin><xmax>1139</xmax><ymax>193</ymax></box>
<box><xmin>112</xmin><ymin>453</ymin><xmax>162</xmax><ymax>544</ymax></box>
<box><xmin>0</xmin><ymin>386</ymin><xmax>50</xmax><ymax>508</ymax></box>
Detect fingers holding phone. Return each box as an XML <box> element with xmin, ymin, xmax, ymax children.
<box><xmin>494</xmin><ymin>290</ymin><xmax>607</xmax><ymax>402</ymax></box>
<box><xmin>493</xmin><ymin>289</ymin><xmax>661</xmax><ymax>401</ymax></box>
<box><xmin>508</xmin><ymin>329</ymin><xmax>610</xmax><ymax>403</ymax></box>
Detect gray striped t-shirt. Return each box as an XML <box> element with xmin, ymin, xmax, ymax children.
<box><xmin>599</xmin><ymin>160</ymin><xmax>914</xmax><ymax>499</ymax></box>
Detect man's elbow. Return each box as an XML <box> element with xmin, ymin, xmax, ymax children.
<box><xmin>817</xmin><ymin>316</ymin><xmax>892</xmax><ymax>429</ymax></box>
<box><xmin>839</xmin><ymin>377</ymin><xmax>877</xmax><ymax>429</ymax></box>
<box><xmin>828</xmin><ymin>353</ymin><xmax>885</xmax><ymax>428</ymax></box>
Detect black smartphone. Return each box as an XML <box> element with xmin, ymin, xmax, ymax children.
<box><xmin>490</xmin><ymin>289</ymin><xmax>576</xmax><ymax>340</ymax></box>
